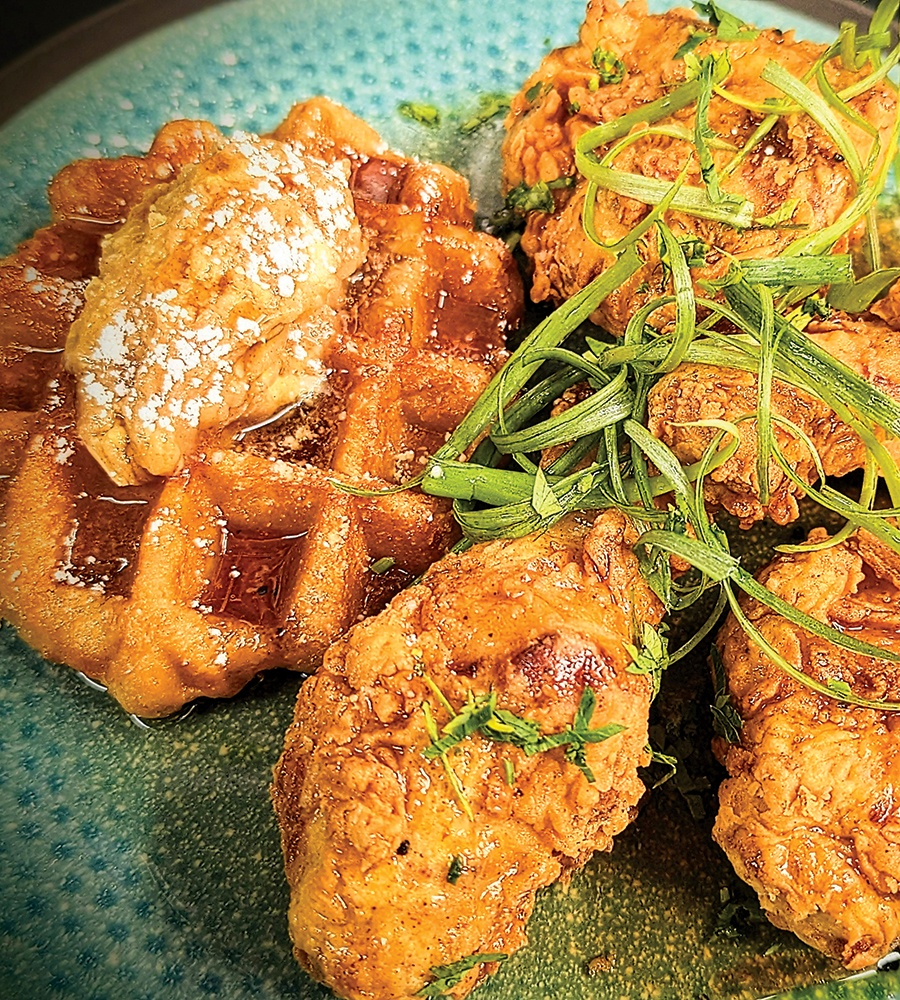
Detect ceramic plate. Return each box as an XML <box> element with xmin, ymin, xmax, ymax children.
<box><xmin>1</xmin><ymin>2</ymin><xmax>899</xmax><ymax>999</ymax></box>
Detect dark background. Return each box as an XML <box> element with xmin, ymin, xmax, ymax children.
<box><xmin>1</xmin><ymin>1</ymin><xmax>140</xmax><ymax>70</ymax></box>
<box><xmin>0</xmin><ymin>0</ymin><xmax>887</xmax><ymax>71</ymax></box>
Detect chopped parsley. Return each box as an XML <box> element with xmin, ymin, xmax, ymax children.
<box><xmin>710</xmin><ymin>646</ymin><xmax>743</xmax><ymax>744</ymax></box>
<box><xmin>422</xmin><ymin>686</ymin><xmax>626</xmax><ymax>784</ymax></box>
<box><xmin>625</xmin><ymin>622</ymin><xmax>670</xmax><ymax>699</ymax></box>
<box><xmin>505</xmin><ymin>176</ymin><xmax>575</xmax><ymax>215</ymax></box>
<box><xmin>675</xmin><ymin>30</ymin><xmax>711</xmax><ymax>60</ymax></box>
<box><xmin>418</xmin><ymin>953</ymin><xmax>508</xmax><ymax>998</ymax></box>
<box><xmin>525</xmin><ymin>80</ymin><xmax>544</xmax><ymax>102</ymax></box>
<box><xmin>447</xmin><ymin>855</ymin><xmax>465</xmax><ymax>884</ymax></box>
<box><xmin>398</xmin><ymin>101</ymin><xmax>441</xmax><ymax>127</ymax></box>
<box><xmin>692</xmin><ymin>1</ymin><xmax>760</xmax><ymax>42</ymax></box>
<box><xmin>590</xmin><ymin>47</ymin><xmax>627</xmax><ymax>84</ymax></box>
<box><xmin>460</xmin><ymin>93</ymin><xmax>511</xmax><ymax>134</ymax></box>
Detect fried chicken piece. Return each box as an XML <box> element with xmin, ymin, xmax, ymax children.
<box><xmin>271</xmin><ymin>509</ymin><xmax>663</xmax><ymax>1000</ymax></box>
<box><xmin>646</xmin><ymin>306</ymin><xmax>900</xmax><ymax>526</ymax></box>
<box><xmin>714</xmin><ymin>529</ymin><xmax>900</xmax><ymax>968</ymax></box>
<box><xmin>65</xmin><ymin>130</ymin><xmax>367</xmax><ymax>485</ymax></box>
<box><xmin>501</xmin><ymin>0</ymin><xmax>896</xmax><ymax>334</ymax></box>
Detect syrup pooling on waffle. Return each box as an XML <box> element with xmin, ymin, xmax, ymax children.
<box><xmin>0</xmin><ymin>99</ymin><xmax>523</xmax><ymax>717</ymax></box>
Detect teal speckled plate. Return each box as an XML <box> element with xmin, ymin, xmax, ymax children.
<box><xmin>2</xmin><ymin>2</ymin><xmax>900</xmax><ymax>999</ymax></box>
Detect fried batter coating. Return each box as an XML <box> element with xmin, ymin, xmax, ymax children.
<box><xmin>714</xmin><ymin>530</ymin><xmax>900</xmax><ymax>968</ymax></box>
<box><xmin>271</xmin><ymin>510</ymin><xmax>663</xmax><ymax>1000</ymax></box>
<box><xmin>501</xmin><ymin>0</ymin><xmax>896</xmax><ymax>334</ymax></box>
<box><xmin>646</xmin><ymin>306</ymin><xmax>900</xmax><ymax>526</ymax></box>
<box><xmin>65</xmin><ymin>131</ymin><xmax>367</xmax><ymax>485</ymax></box>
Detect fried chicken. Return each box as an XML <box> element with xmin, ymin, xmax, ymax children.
<box><xmin>271</xmin><ymin>509</ymin><xmax>664</xmax><ymax>1000</ymax></box>
<box><xmin>646</xmin><ymin>304</ymin><xmax>900</xmax><ymax>526</ymax></box>
<box><xmin>501</xmin><ymin>0</ymin><xmax>896</xmax><ymax>334</ymax></box>
<box><xmin>714</xmin><ymin>529</ymin><xmax>900</xmax><ymax>969</ymax></box>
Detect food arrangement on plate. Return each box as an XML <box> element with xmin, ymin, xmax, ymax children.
<box><xmin>4</xmin><ymin>0</ymin><xmax>900</xmax><ymax>998</ymax></box>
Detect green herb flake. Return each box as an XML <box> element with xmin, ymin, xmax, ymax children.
<box><xmin>625</xmin><ymin>622</ymin><xmax>670</xmax><ymax>699</ymax></box>
<box><xmin>754</xmin><ymin>198</ymin><xmax>802</xmax><ymax>229</ymax></box>
<box><xmin>675</xmin><ymin>30</ymin><xmax>711</xmax><ymax>59</ymax></box>
<box><xmin>826</xmin><ymin>678</ymin><xmax>854</xmax><ymax>700</ymax></box>
<box><xmin>460</xmin><ymin>93</ymin><xmax>511</xmax><ymax>134</ymax></box>
<box><xmin>398</xmin><ymin>101</ymin><xmax>441</xmax><ymax>128</ymax></box>
<box><xmin>418</xmin><ymin>953</ymin><xmax>508</xmax><ymax>998</ymax></box>
<box><xmin>590</xmin><ymin>47</ymin><xmax>627</xmax><ymax>84</ymax></box>
<box><xmin>525</xmin><ymin>80</ymin><xmax>544</xmax><ymax>102</ymax></box>
<box><xmin>801</xmin><ymin>294</ymin><xmax>832</xmax><ymax>320</ymax></box>
<box><xmin>679</xmin><ymin>237</ymin><xmax>710</xmax><ymax>268</ymax></box>
<box><xmin>447</xmin><ymin>855</ymin><xmax>465</xmax><ymax>884</ymax></box>
<box><xmin>506</xmin><ymin>180</ymin><xmax>555</xmax><ymax>214</ymax></box>
<box><xmin>525</xmin><ymin>688</ymin><xmax>627</xmax><ymax>783</ymax></box>
<box><xmin>710</xmin><ymin>646</ymin><xmax>743</xmax><ymax>744</ymax></box>
<box><xmin>503</xmin><ymin>759</ymin><xmax>516</xmax><ymax>786</ymax></box>
<box><xmin>369</xmin><ymin>556</ymin><xmax>396</xmax><ymax>575</ymax></box>
<box><xmin>569</xmin><ymin>100</ymin><xmax>582</xmax><ymax>115</ymax></box>
<box><xmin>692</xmin><ymin>1</ymin><xmax>760</xmax><ymax>42</ymax></box>
<box><xmin>531</xmin><ymin>466</ymin><xmax>564</xmax><ymax>518</ymax></box>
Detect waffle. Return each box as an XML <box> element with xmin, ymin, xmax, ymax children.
<box><xmin>0</xmin><ymin>99</ymin><xmax>522</xmax><ymax>717</ymax></box>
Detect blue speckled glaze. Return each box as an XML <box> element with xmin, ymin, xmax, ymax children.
<box><xmin>0</xmin><ymin>3</ymin><xmax>879</xmax><ymax>1000</ymax></box>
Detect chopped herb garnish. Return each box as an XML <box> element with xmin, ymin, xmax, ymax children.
<box><xmin>754</xmin><ymin>198</ymin><xmax>802</xmax><ymax>229</ymax></box>
<box><xmin>460</xmin><ymin>92</ymin><xmax>511</xmax><ymax>133</ymax></box>
<box><xmin>525</xmin><ymin>80</ymin><xmax>544</xmax><ymax>102</ymax></box>
<box><xmin>369</xmin><ymin>556</ymin><xmax>396</xmax><ymax>574</ymax></box>
<box><xmin>710</xmin><ymin>647</ymin><xmax>743</xmax><ymax>744</ymax></box>
<box><xmin>692</xmin><ymin>1</ymin><xmax>760</xmax><ymax>42</ymax></box>
<box><xmin>447</xmin><ymin>855</ymin><xmax>465</xmax><ymax>884</ymax></box>
<box><xmin>397</xmin><ymin>101</ymin><xmax>441</xmax><ymax>127</ymax></box>
<box><xmin>625</xmin><ymin>622</ymin><xmax>670</xmax><ymax>699</ymax></box>
<box><xmin>675</xmin><ymin>30</ymin><xmax>711</xmax><ymax>60</ymax></box>
<box><xmin>505</xmin><ymin>176</ymin><xmax>574</xmax><ymax>215</ymax></box>
<box><xmin>418</xmin><ymin>953</ymin><xmax>508</xmax><ymax>998</ymax></box>
<box><xmin>679</xmin><ymin>238</ymin><xmax>710</xmax><ymax>268</ymax></box>
<box><xmin>524</xmin><ymin>688</ymin><xmax>627</xmax><ymax>783</ymax></box>
<box><xmin>422</xmin><ymin>685</ymin><xmax>625</xmax><ymax>785</ymax></box>
<box><xmin>801</xmin><ymin>294</ymin><xmax>832</xmax><ymax>320</ymax></box>
<box><xmin>826</xmin><ymin>678</ymin><xmax>854</xmax><ymax>700</ymax></box>
<box><xmin>591</xmin><ymin>48</ymin><xmax>627</xmax><ymax>84</ymax></box>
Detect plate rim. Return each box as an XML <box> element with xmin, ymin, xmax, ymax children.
<box><xmin>0</xmin><ymin>0</ymin><xmax>884</xmax><ymax>128</ymax></box>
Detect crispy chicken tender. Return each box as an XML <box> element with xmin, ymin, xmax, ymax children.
<box><xmin>646</xmin><ymin>303</ymin><xmax>900</xmax><ymax>526</ymax></box>
<box><xmin>271</xmin><ymin>510</ymin><xmax>664</xmax><ymax>1000</ymax></box>
<box><xmin>501</xmin><ymin>0</ymin><xmax>896</xmax><ymax>334</ymax></box>
<box><xmin>65</xmin><ymin>131</ymin><xmax>367</xmax><ymax>484</ymax></box>
<box><xmin>714</xmin><ymin>529</ymin><xmax>900</xmax><ymax>969</ymax></box>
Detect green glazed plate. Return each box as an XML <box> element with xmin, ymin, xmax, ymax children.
<box><xmin>1</xmin><ymin>1</ymin><xmax>899</xmax><ymax>998</ymax></box>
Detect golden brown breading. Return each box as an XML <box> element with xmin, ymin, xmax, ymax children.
<box><xmin>501</xmin><ymin>0</ymin><xmax>896</xmax><ymax>334</ymax></box>
<box><xmin>646</xmin><ymin>307</ymin><xmax>900</xmax><ymax>526</ymax></box>
<box><xmin>714</xmin><ymin>530</ymin><xmax>900</xmax><ymax>969</ymax></box>
<box><xmin>271</xmin><ymin>510</ymin><xmax>663</xmax><ymax>1000</ymax></box>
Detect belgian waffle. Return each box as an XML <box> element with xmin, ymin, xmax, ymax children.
<box><xmin>0</xmin><ymin>99</ymin><xmax>522</xmax><ymax>717</ymax></box>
